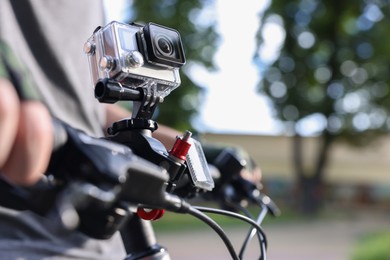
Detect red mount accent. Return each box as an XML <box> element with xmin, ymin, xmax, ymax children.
<box><xmin>169</xmin><ymin>134</ymin><xmax>191</xmax><ymax>161</ymax></box>
<box><xmin>137</xmin><ymin>207</ymin><xmax>165</xmax><ymax>221</ymax></box>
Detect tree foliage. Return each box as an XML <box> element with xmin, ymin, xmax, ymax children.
<box><xmin>255</xmin><ymin>0</ymin><xmax>390</xmax><ymax>213</ymax></box>
<box><xmin>127</xmin><ymin>0</ymin><xmax>219</xmax><ymax>131</ymax></box>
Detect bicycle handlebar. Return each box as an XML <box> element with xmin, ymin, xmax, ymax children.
<box><xmin>0</xmin><ymin>117</ymin><xmax>276</xmax><ymax>259</ymax></box>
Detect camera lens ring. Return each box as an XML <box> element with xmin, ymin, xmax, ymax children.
<box><xmin>155</xmin><ymin>34</ymin><xmax>174</xmax><ymax>57</ymax></box>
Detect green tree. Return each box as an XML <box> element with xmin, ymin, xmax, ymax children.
<box><xmin>127</xmin><ymin>0</ymin><xmax>219</xmax><ymax>131</ymax></box>
<box><xmin>255</xmin><ymin>0</ymin><xmax>390</xmax><ymax>213</ymax></box>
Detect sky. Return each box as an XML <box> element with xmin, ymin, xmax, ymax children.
<box><xmin>104</xmin><ymin>0</ymin><xmax>281</xmax><ymax>135</ymax></box>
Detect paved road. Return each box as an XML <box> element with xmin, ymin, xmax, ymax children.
<box><xmin>155</xmin><ymin>211</ymin><xmax>389</xmax><ymax>259</ymax></box>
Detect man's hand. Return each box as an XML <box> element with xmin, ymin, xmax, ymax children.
<box><xmin>239</xmin><ymin>159</ymin><xmax>262</xmax><ymax>189</ymax></box>
<box><xmin>0</xmin><ymin>79</ymin><xmax>53</xmax><ymax>185</ymax></box>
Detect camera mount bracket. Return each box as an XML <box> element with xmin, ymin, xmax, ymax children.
<box><xmin>108</xmin><ymin>118</ymin><xmax>158</xmax><ymax>135</ymax></box>
<box><xmin>95</xmin><ymin>79</ymin><xmax>185</xmax><ymax>191</ymax></box>
<box><xmin>94</xmin><ymin>79</ymin><xmax>164</xmax><ymax>122</ymax></box>
<box><xmin>132</xmin><ymin>81</ymin><xmax>163</xmax><ymax>120</ymax></box>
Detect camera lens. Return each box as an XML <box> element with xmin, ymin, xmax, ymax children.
<box><xmin>156</xmin><ymin>35</ymin><xmax>174</xmax><ymax>56</ymax></box>
<box><xmin>143</xmin><ymin>23</ymin><xmax>185</xmax><ymax>68</ymax></box>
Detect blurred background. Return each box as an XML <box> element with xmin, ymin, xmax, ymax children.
<box><xmin>104</xmin><ymin>0</ymin><xmax>390</xmax><ymax>259</ymax></box>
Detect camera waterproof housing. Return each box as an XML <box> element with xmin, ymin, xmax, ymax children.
<box><xmin>84</xmin><ymin>21</ymin><xmax>186</xmax><ymax>98</ymax></box>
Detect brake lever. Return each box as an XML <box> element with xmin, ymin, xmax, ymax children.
<box><xmin>231</xmin><ymin>178</ymin><xmax>281</xmax><ymax>217</ymax></box>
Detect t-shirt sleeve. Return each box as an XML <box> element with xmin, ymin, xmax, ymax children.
<box><xmin>0</xmin><ymin>41</ymin><xmax>41</xmax><ymax>100</ymax></box>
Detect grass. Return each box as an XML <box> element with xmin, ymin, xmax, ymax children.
<box><xmin>151</xmin><ymin>201</ymin><xmax>374</xmax><ymax>233</ymax></box>
<box><xmin>152</xmin><ymin>203</ymin><xmax>302</xmax><ymax>232</ymax></box>
<box><xmin>351</xmin><ymin>232</ymin><xmax>390</xmax><ymax>260</ymax></box>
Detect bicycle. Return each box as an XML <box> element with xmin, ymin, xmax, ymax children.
<box><xmin>0</xmin><ymin>20</ymin><xmax>280</xmax><ymax>259</ymax></box>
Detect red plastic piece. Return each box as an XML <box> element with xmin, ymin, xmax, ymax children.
<box><xmin>169</xmin><ymin>131</ymin><xmax>192</xmax><ymax>161</ymax></box>
<box><xmin>137</xmin><ymin>208</ymin><xmax>165</xmax><ymax>221</ymax></box>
